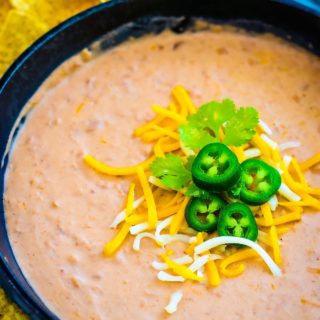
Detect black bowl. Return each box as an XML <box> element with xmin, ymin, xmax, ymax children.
<box><xmin>0</xmin><ymin>0</ymin><xmax>319</xmax><ymax>319</ymax></box>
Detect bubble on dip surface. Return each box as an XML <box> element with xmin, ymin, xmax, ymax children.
<box><xmin>4</xmin><ymin>26</ymin><xmax>320</xmax><ymax>320</ymax></box>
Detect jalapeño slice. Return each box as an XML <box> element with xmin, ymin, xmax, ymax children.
<box><xmin>217</xmin><ymin>202</ymin><xmax>258</xmax><ymax>241</ymax></box>
<box><xmin>240</xmin><ymin>159</ymin><xmax>281</xmax><ymax>206</ymax></box>
<box><xmin>191</xmin><ymin>143</ymin><xmax>241</xmax><ymax>192</ymax></box>
<box><xmin>185</xmin><ymin>195</ymin><xmax>227</xmax><ymax>233</ymax></box>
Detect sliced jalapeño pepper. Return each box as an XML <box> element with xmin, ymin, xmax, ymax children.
<box><xmin>217</xmin><ymin>202</ymin><xmax>258</xmax><ymax>241</ymax></box>
<box><xmin>191</xmin><ymin>143</ymin><xmax>241</xmax><ymax>192</ymax></box>
<box><xmin>239</xmin><ymin>159</ymin><xmax>281</xmax><ymax>206</ymax></box>
<box><xmin>185</xmin><ymin>195</ymin><xmax>227</xmax><ymax>233</ymax></box>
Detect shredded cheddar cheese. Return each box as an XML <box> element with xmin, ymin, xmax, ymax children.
<box><xmin>273</xmin><ymin>211</ymin><xmax>302</xmax><ymax>225</ymax></box>
<box><xmin>169</xmin><ymin>197</ymin><xmax>190</xmax><ymax>235</ymax></box>
<box><xmin>149</xmin><ymin>125</ymin><xmax>180</xmax><ymax>141</ymax></box>
<box><xmin>104</xmin><ymin>223</ymin><xmax>130</xmax><ymax>257</ymax></box>
<box><xmin>172</xmin><ymin>85</ymin><xmax>197</xmax><ymax>114</ymax></box>
<box><xmin>160</xmin><ymin>254</ymin><xmax>204</xmax><ymax>282</ymax></box>
<box><xmin>251</xmin><ymin>134</ymin><xmax>272</xmax><ymax>158</ymax></box>
<box><xmin>261</xmin><ymin>203</ymin><xmax>273</xmax><ymax>226</ymax></box>
<box><xmin>134</xmin><ymin>113</ymin><xmax>165</xmax><ymax>136</ymax></box>
<box><xmin>206</xmin><ymin>259</ymin><xmax>221</xmax><ymax>286</ymax></box>
<box><xmin>125</xmin><ymin>183</ymin><xmax>135</xmax><ymax>217</ymax></box>
<box><xmin>110</xmin><ymin>197</ymin><xmax>145</xmax><ymax>228</ymax></box>
<box><xmin>195</xmin><ymin>236</ymin><xmax>282</xmax><ymax>277</ymax></box>
<box><xmin>85</xmin><ymin>86</ymin><xmax>320</xmax><ymax>315</ymax></box>
<box><xmin>230</xmin><ymin>146</ymin><xmax>245</xmax><ymax>162</ymax></box>
<box><xmin>151</xmin><ymin>105</ymin><xmax>187</xmax><ymax>124</ymax></box>
<box><xmin>219</xmin><ymin>249</ymin><xmax>259</xmax><ymax>278</ymax></box>
<box><xmin>136</xmin><ymin>166</ymin><xmax>158</xmax><ymax>228</ymax></box>
<box><xmin>153</xmin><ymin>141</ymin><xmax>165</xmax><ymax>157</ymax></box>
<box><xmin>84</xmin><ymin>154</ymin><xmax>153</xmax><ymax>176</ymax></box>
<box><xmin>269</xmin><ymin>226</ymin><xmax>282</xmax><ymax>265</ymax></box>
<box><xmin>199</xmin><ymin>232</ymin><xmax>221</xmax><ymax>287</ymax></box>
<box><xmin>300</xmin><ymin>152</ymin><xmax>320</xmax><ymax>171</ymax></box>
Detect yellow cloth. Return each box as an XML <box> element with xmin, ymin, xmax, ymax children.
<box><xmin>0</xmin><ymin>288</ymin><xmax>29</xmax><ymax>319</ymax></box>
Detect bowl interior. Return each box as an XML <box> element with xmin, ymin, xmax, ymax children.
<box><xmin>0</xmin><ymin>0</ymin><xmax>319</xmax><ymax>319</ymax></box>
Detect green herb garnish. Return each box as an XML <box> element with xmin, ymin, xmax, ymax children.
<box><xmin>149</xmin><ymin>154</ymin><xmax>191</xmax><ymax>191</ymax></box>
<box><xmin>179</xmin><ymin>100</ymin><xmax>259</xmax><ymax>149</ymax></box>
<box><xmin>150</xmin><ymin>99</ymin><xmax>259</xmax><ymax>194</ymax></box>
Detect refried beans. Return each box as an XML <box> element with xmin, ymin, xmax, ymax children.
<box><xmin>4</xmin><ymin>27</ymin><xmax>320</xmax><ymax>319</ymax></box>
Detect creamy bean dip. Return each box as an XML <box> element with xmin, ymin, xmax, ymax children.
<box><xmin>4</xmin><ymin>27</ymin><xmax>320</xmax><ymax>320</ymax></box>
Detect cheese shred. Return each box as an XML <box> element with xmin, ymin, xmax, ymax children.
<box><xmin>195</xmin><ymin>236</ymin><xmax>282</xmax><ymax>277</ymax></box>
<box><xmin>165</xmin><ymin>290</ymin><xmax>183</xmax><ymax>314</ymax></box>
<box><xmin>300</xmin><ymin>153</ymin><xmax>320</xmax><ymax>171</ymax></box>
<box><xmin>270</xmin><ymin>226</ymin><xmax>282</xmax><ymax>265</ymax></box>
<box><xmin>125</xmin><ymin>183</ymin><xmax>135</xmax><ymax>217</ymax></box>
<box><xmin>84</xmin><ymin>154</ymin><xmax>153</xmax><ymax>176</ymax></box>
<box><xmin>219</xmin><ymin>249</ymin><xmax>259</xmax><ymax>278</ymax></box>
<box><xmin>104</xmin><ymin>223</ymin><xmax>130</xmax><ymax>257</ymax></box>
<box><xmin>169</xmin><ymin>197</ymin><xmax>190</xmax><ymax>235</ymax></box>
<box><xmin>85</xmin><ymin>86</ymin><xmax>320</xmax><ymax>315</ymax></box>
<box><xmin>136</xmin><ymin>166</ymin><xmax>158</xmax><ymax>228</ymax></box>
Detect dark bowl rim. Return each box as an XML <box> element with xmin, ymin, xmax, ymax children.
<box><xmin>1</xmin><ymin>0</ymin><xmax>320</xmax><ymax>92</ymax></box>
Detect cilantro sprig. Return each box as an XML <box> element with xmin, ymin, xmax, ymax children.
<box><xmin>149</xmin><ymin>99</ymin><xmax>259</xmax><ymax>193</ymax></box>
<box><xmin>149</xmin><ymin>154</ymin><xmax>192</xmax><ymax>191</ymax></box>
<box><xmin>179</xmin><ymin>100</ymin><xmax>259</xmax><ymax>149</ymax></box>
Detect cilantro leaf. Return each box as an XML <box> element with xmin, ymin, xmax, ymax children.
<box><xmin>179</xmin><ymin>123</ymin><xmax>214</xmax><ymax>150</ymax></box>
<box><xmin>189</xmin><ymin>99</ymin><xmax>236</xmax><ymax>134</ymax></box>
<box><xmin>179</xmin><ymin>99</ymin><xmax>259</xmax><ymax>149</ymax></box>
<box><xmin>149</xmin><ymin>154</ymin><xmax>192</xmax><ymax>191</ymax></box>
<box><xmin>223</xmin><ymin>107</ymin><xmax>259</xmax><ymax>147</ymax></box>
<box><xmin>179</xmin><ymin>99</ymin><xmax>236</xmax><ymax>150</ymax></box>
<box><xmin>185</xmin><ymin>155</ymin><xmax>196</xmax><ymax>171</ymax></box>
<box><xmin>185</xmin><ymin>183</ymin><xmax>212</xmax><ymax>200</ymax></box>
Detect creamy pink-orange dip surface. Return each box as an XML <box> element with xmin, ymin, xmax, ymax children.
<box><xmin>4</xmin><ymin>28</ymin><xmax>320</xmax><ymax>319</ymax></box>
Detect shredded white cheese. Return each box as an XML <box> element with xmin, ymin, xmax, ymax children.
<box><xmin>283</xmin><ymin>155</ymin><xmax>293</xmax><ymax>168</ymax></box>
<box><xmin>261</xmin><ymin>134</ymin><xmax>278</xmax><ymax>150</ymax></box>
<box><xmin>155</xmin><ymin>217</ymin><xmax>173</xmax><ymax>242</ymax></box>
<box><xmin>279</xmin><ymin>141</ymin><xmax>301</xmax><ymax>152</ymax></box>
<box><xmin>197</xmin><ymin>267</ymin><xmax>204</xmax><ymax>278</ymax></box>
<box><xmin>268</xmin><ymin>195</ymin><xmax>278</xmax><ymax>211</ymax></box>
<box><xmin>110</xmin><ymin>197</ymin><xmax>144</xmax><ymax>228</ymax></box>
<box><xmin>179</xmin><ymin>227</ymin><xmax>198</xmax><ymax>236</ymax></box>
<box><xmin>148</xmin><ymin>176</ymin><xmax>169</xmax><ymax>190</ymax></box>
<box><xmin>258</xmin><ymin>119</ymin><xmax>273</xmax><ymax>135</ymax></box>
<box><xmin>278</xmin><ymin>183</ymin><xmax>301</xmax><ymax>202</ymax></box>
<box><xmin>165</xmin><ymin>290</ymin><xmax>183</xmax><ymax>314</ymax></box>
<box><xmin>129</xmin><ymin>222</ymin><xmax>150</xmax><ymax>235</ymax></box>
<box><xmin>155</xmin><ymin>218</ymin><xmax>191</xmax><ymax>245</ymax></box>
<box><xmin>158</xmin><ymin>271</ymin><xmax>185</xmax><ymax>282</ymax></box>
<box><xmin>180</xmin><ymin>141</ymin><xmax>195</xmax><ymax>156</ymax></box>
<box><xmin>152</xmin><ymin>255</ymin><xmax>193</xmax><ymax>271</ymax></box>
<box><xmin>160</xmin><ymin>234</ymin><xmax>194</xmax><ymax>246</ymax></box>
<box><xmin>194</xmin><ymin>236</ymin><xmax>282</xmax><ymax>277</ymax></box>
<box><xmin>188</xmin><ymin>254</ymin><xmax>210</xmax><ymax>272</ymax></box>
<box><xmin>209</xmin><ymin>254</ymin><xmax>223</xmax><ymax>261</ymax></box>
<box><xmin>153</xmin><ymin>217</ymin><xmax>194</xmax><ymax>245</ymax></box>
<box><xmin>133</xmin><ymin>232</ymin><xmax>156</xmax><ymax>251</ymax></box>
<box><xmin>244</xmin><ymin>148</ymin><xmax>261</xmax><ymax>159</ymax></box>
